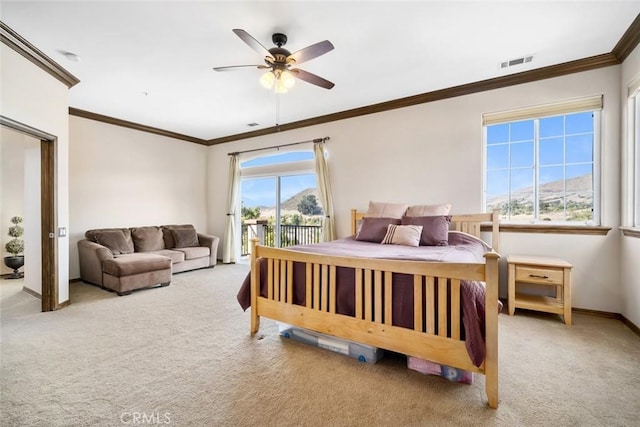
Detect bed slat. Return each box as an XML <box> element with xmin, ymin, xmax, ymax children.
<box><xmin>321</xmin><ymin>264</ymin><xmax>329</xmax><ymax>312</ymax></box>
<box><xmin>438</xmin><ymin>277</ymin><xmax>448</xmax><ymax>337</ymax></box>
<box><xmin>355</xmin><ymin>268</ymin><xmax>363</xmax><ymax>319</ymax></box>
<box><xmin>305</xmin><ymin>263</ymin><xmax>312</xmax><ymax>308</ymax></box>
<box><xmin>384</xmin><ymin>271</ymin><xmax>393</xmax><ymax>325</ymax></box>
<box><xmin>364</xmin><ymin>270</ymin><xmax>372</xmax><ymax>321</ymax></box>
<box><xmin>374</xmin><ymin>270</ymin><xmax>383</xmax><ymax>322</ymax></box>
<box><xmin>451</xmin><ymin>279</ymin><xmax>461</xmax><ymax>339</ymax></box>
<box><xmin>267</xmin><ymin>258</ymin><xmax>274</xmax><ymax>301</ymax></box>
<box><xmin>313</xmin><ymin>263</ymin><xmax>320</xmax><ymax>310</ymax></box>
<box><xmin>414</xmin><ymin>275</ymin><xmax>423</xmax><ymax>332</ymax></box>
<box><xmin>426</xmin><ymin>276</ymin><xmax>435</xmax><ymax>334</ymax></box>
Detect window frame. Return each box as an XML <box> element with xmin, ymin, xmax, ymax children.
<box><xmin>634</xmin><ymin>94</ymin><xmax>640</xmax><ymax>228</ymax></box>
<box><xmin>239</xmin><ymin>148</ymin><xmax>318</xmax><ymax>248</ymax></box>
<box><xmin>482</xmin><ymin>97</ymin><xmax>602</xmax><ymax>225</ymax></box>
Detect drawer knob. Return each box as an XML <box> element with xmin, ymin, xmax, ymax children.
<box><xmin>529</xmin><ymin>273</ymin><xmax>549</xmax><ymax>279</ymax></box>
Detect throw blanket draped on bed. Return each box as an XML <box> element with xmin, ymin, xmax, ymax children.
<box><xmin>237</xmin><ymin>231</ymin><xmax>502</xmax><ymax>367</ymax></box>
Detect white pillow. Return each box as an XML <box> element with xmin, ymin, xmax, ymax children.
<box><xmin>381</xmin><ymin>224</ymin><xmax>423</xmax><ymax>247</ymax></box>
<box><xmin>405</xmin><ymin>203</ymin><xmax>452</xmax><ymax>216</ymax></box>
<box><xmin>365</xmin><ymin>201</ymin><xmax>409</xmax><ymax>219</ymax></box>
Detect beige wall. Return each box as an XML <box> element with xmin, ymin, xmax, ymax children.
<box><xmin>0</xmin><ymin>44</ymin><xmax>70</xmax><ymax>303</ymax></box>
<box><xmin>620</xmin><ymin>44</ymin><xmax>640</xmax><ymax>326</ymax></box>
<box><xmin>208</xmin><ymin>65</ymin><xmax>624</xmax><ymax>314</ymax></box>
<box><xmin>68</xmin><ymin>116</ymin><xmax>209</xmax><ymax>279</ymax></box>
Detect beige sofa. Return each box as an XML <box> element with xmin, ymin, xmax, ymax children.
<box><xmin>78</xmin><ymin>224</ymin><xmax>219</xmax><ymax>295</ymax></box>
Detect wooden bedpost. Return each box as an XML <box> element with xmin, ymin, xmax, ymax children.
<box><xmin>250</xmin><ymin>238</ymin><xmax>260</xmax><ymax>334</ymax></box>
<box><xmin>350</xmin><ymin>208</ymin><xmax>358</xmax><ymax>235</ymax></box>
<box><xmin>484</xmin><ymin>250</ymin><xmax>500</xmax><ymax>408</ymax></box>
<box><xmin>491</xmin><ymin>209</ymin><xmax>500</xmax><ymax>253</ymax></box>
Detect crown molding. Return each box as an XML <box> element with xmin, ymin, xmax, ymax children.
<box><xmin>206</xmin><ymin>53</ymin><xmax>619</xmax><ymax>146</ymax></box>
<box><xmin>69</xmin><ymin>108</ymin><xmax>208</xmax><ymax>145</ymax></box>
<box><xmin>612</xmin><ymin>13</ymin><xmax>640</xmax><ymax>61</ymax></box>
<box><xmin>0</xmin><ymin>21</ymin><xmax>80</xmax><ymax>88</ymax></box>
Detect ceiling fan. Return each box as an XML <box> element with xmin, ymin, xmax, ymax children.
<box><xmin>213</xmin><ymin>29</ymin><xmax>335</xmax><ymax>92</ymax></box>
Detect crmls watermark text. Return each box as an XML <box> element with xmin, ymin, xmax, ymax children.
<box><xmin>120</xmin><ymin>412</ymin><xmax>171</xmax><ymax>425</ymax></box>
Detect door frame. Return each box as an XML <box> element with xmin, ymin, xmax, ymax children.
<box><xmin>1</xmin><ymin>115</ymin><xmax>58</xmax><ymax>311</ymax></box>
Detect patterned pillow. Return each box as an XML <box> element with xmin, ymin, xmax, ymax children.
<box><xmin>381</xmin><ymin>224</ymin><xmax>423</xmax><ymax>247</ymax></box>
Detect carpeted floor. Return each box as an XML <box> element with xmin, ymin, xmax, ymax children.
<box><xmin>1</xmin><ymin>264</ymin><xmax>639</xmax><ymax>426</ymax></box>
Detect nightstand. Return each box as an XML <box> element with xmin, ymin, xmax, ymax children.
<box><xmin>507</xmin><ymin>255</ymin><xmax>573</xmax><ymax>325</ymax></box>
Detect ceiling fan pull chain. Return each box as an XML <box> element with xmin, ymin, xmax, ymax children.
<box><xmin>275</xmin><ymin>92</ymin><xmax>280</xmax><ymax>128</ymax></box>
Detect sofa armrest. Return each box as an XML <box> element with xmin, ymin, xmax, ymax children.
<box><xmin>78</xmin><ymin>239</ymin><xmax>114</xmax><ymax>286</ymax></box>
<box><xmin>197</xmin><ymin>233</ymin><xmax>220</xmax><ymax>267</ymax></box>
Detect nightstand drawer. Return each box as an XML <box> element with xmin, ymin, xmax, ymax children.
<box><xmin>515</xmin><ymin>266</ymin><xmax>564</xmax><ymax>285</ymax></box>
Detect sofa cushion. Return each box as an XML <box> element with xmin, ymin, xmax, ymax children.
<box><xmin>161</xmin><ymin>225</ymin><xmax>195</xmax><ymax>249</ymax></box>
<box><xmin>103</xmin><ymin>253</ymin><xmax>171</xmax><ymax>277</ymax></box>
<box><xmin>172</xmin><ymin>227</ymin><xmax>199</xmax><ymax>248</ymax></box>
<box><xmin>90</xmin><ymin>229</ymin><xmax>134</xmax><ymax>255</ymax></box>
<box><xmin>131</xmin><ymin>226</ymin><xmax>165</xmax><ymax>252</ymax></box>
<box><xmin>173</xmin><ymin>246</ymin><xmax>210</xmax><ymax>260</ymax></box>
<box><xmin>145</xmin><ymin>249</ymin><xmax>185</xmax><ymax>264</ymax></box>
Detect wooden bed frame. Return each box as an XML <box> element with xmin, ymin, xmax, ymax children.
<box><xmin>249</xmin><ymin>210</ymin><xmax>501</xmax><ymax>408</ymax></box>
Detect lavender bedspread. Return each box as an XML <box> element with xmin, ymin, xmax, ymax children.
<box><xmin>237</xmin><ymin>231</ymin><xmax>501</xmax><ymax>367</ymax></box>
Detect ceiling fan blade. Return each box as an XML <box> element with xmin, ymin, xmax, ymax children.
<box><xmin>213</xmin><ymin>65</ymin><xmax>269</xmax><ymax>71</ymax></box>
<box><xmin>232</xmin><ymin>29</ymin><xmax>272</xmax><ymax>59</ymax></box>
<box><xmin>292</xmin><ymin>68</ymin><xmax>335</xmax><ymax>89</ymax></box>
<box><xmin>288</xmin><ymin>40</ymin><xmax>334</xmax><ymax>65</ymax></box>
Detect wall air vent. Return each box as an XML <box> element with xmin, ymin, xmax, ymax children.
<box><xmin>499</xmin><ymin>55</ymin><xmax>534</xmax><ymax>69</ymax></box>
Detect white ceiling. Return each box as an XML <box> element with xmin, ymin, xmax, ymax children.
<box><xmin>1</xmin><ymin>1</ymin><xmax>639</xmax><ymax>141</ymax></box>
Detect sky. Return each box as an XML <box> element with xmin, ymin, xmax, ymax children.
<box><xmin>241</xmin><ymin>151</ymin><xmax>316</xmax><ymax>208</ymax></box>
<box><xmin>485</xmin><ymin>111</ymin><xmax>594</xmax><ymax>198</ymax></box>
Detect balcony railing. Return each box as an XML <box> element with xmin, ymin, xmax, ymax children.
<box><xmin>241</xmin><ymin>221</ymin><xmax>322</xmax><ymax>256</ymax></box>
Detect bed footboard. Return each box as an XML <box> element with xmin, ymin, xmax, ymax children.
<box><xmin>248</xmin><ymin>239</ymin><xmax>500</xmax><ymax>408</ymax></box>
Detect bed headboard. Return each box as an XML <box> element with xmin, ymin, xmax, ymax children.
<box><xmin>350</xmin><ymin>209</ymin><xmax>500</xmax><ymax>253</ymax></box>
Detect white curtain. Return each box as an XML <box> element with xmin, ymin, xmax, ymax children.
<box><xmin>223</xmin><ymin>154</ymin><xmax>240</xmax><ymax>263</ymax></box>
<box><xmin>314</xmin><ymin>140</ymin><xmax>336</xmax><ymax>241</ymax></box>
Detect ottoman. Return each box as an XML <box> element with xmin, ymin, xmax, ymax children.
<box><xmin>102</xmin><ymin>253</ymin><xmax>172</xmax><ymax>296</ymax></box>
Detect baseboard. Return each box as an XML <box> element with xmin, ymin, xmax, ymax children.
<box><xmin>572</xmin><ymin>306</ymin><xmax>621</xmax><ymax>319</ymax></box>
<box><xmin>501</xmin><ymin>300</ymin><xmax>640</xmax><ymax>338</ymax></box>
<box><xmin>69</xmin><ymin>278</ymin><xmax>82</xmax><ymax>283</ymax></box>
<box><xmin>22</xmin><ymin>286</ymin><xmax>41</xmax><ymax>299</ymax></box>
<box><xmin>561</xmin><ymin>307</ymin><xmax>639</xmax><ymax>338</ymax></box>
<box><xmin>621</xmin><ymin>315</ymin><xmax>640</xmax><ymax>337</ymax></box>
<box><xmin>57</xmin><ymin>299</ymin><xmax>71</xmax><ymax>309</ymax></box>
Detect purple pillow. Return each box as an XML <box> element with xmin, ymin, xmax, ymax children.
<box><xmin>355</xmin><ymin>217</ymin><xmax>401</xmax><ymax>243</ymax></box>
<box><xmin>400</xmin><ymin>215</ymin><xmax>451</xmax><ymax>246</ymax></box>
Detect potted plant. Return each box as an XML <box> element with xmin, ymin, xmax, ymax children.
<box><xmin>4</xmin><ymin>216</ymin><xmax>24</xmax><ymax>279</ymax></box>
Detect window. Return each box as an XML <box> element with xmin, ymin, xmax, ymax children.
<box><xmin>483</xmin><ymin>96</ymin><xmax>602</xmax><ymax>224</ymax></box>
<box><xmin>239</xmin><ymin>149</ymin><xmax>323</xmax><ymax>251</ymax></box>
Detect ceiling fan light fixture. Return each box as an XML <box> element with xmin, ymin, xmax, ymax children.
<box><xmin>280</xmin><ymin>70</ymin><xmax>296</xmax><ymax>89</ymax></box>
<box><xmin>260</xmin><ymin>70</ymin><xmax>275</xmax><ymax>89</ymax></box>
<box><xmin>274</xmin><ymin>78</ymin><xmax>289</xmax><ymax>94</ymax></box>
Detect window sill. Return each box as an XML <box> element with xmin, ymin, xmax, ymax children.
<box><xmin>480</xmin><ymin>223</ymin><xmax>611</xmax><ymax>235</ymax></box>
<box><xmin>620</xmin><ymin>227</ymin><xmax>640</xmax><ymax>238</ymax></box>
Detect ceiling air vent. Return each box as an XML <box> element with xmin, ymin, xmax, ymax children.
<box><xmin>500</xmin><ymin>55</ymin><xmax>533</xmax><ymax>69</ymax></box>
<box><xmin>247</xmin><ymin>122</ymin><xmax>259</xmax><ymax>127</ymax></box>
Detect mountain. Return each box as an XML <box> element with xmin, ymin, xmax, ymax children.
<box><xmin>281</xmin><ymin>188</ymin><xmax>320</xmax><ymax>211</ymax></box>
<box><xmin>488</xmin><ymin>173</ymin><xmax>593</xmax><ymax>221</ymax></box>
